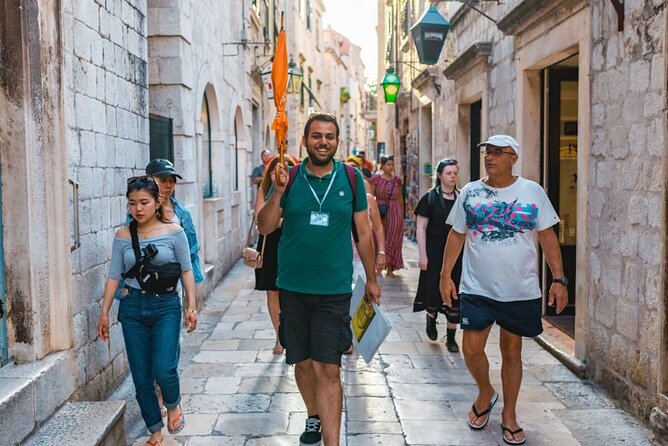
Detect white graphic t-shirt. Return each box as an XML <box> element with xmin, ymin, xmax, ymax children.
<box><xmin>446</xmin><ymin>176</ymin><xmax>559</xmax><ymax>302</ymax></box>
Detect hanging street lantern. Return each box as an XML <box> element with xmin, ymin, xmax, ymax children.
<box><xmin>410</xmin><ymin>5</ymin><xmax>451</xmax><ymax>65</ymax></box>
<box><xmin>287</xmin><ymin>59</ymin><xmax>303</xmax><ymax>95</ymax></box>
<box><xmin>381</xmin><ymin>67</ymin><xmax>401</xmax><ymax>104</ymax></box>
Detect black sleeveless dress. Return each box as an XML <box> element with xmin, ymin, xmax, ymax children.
<box><xmin>412</xmin><ymin>189</ymin><xmax>462</xmax><ymax>323</ymax></box>
<box><xmin>254</xmin><ymin>227</ymin><xmax>282</xmax><ymax>291</ymax></box>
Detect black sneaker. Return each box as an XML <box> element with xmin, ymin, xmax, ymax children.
<box><xmin>446</xmin><ymin>337</ymin><xmax>459</xmax><ymax>353</ymax></box>
<box><xmin>426</xmin><ymin>313</ymin><xmax>438</xmax><ymax>341</ymax></box>
<box><xmin>299</xmin><ymin>415</ymin><xmax>322</xmax><ymax>445</ymax></box>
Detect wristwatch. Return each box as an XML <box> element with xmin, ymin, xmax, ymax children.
<box><xmin>553</xmin><ymin>277</ymin><xmax>569</xmax><ymax>286</ymax></box>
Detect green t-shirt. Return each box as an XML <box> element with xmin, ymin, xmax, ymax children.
<box><xmin>277</xmin><ymin>159</ymin><xmax>368</xmax><ymax>294</ymax></box>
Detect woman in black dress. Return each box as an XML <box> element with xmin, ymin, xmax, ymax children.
<box><xmin>413</xmin><ymin>158</ymin><xmax>463</xmax><ymax>352</ymax></box>
<box><xmin>254</xmin><ymin>156</ymin><xmax>295</xmax><ymax>354</ymax></box>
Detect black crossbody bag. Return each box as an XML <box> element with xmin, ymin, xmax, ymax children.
<box><xmin>121</xmin><ymin>221</ymin><xmax>182</xmax><ymax>294</ymax></box>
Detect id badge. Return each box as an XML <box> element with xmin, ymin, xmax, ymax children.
<box><xmin>310</xmin><ymin>211</ymin><xmax>330</xmax><ymax>227</ymax></box>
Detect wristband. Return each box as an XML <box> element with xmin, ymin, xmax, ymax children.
<box><xmin>377</xmin><ymin>251</ymin><xmax>386</xmax><ymax>255</ymax></box>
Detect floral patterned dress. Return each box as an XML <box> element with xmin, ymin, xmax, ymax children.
<box><xmin>369</xmin><ymin>174</ymin><xmax>404</xmax><ymax>270</ymax></box>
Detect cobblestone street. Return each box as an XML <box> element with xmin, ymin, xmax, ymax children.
<box><xmin>114</xmin><ymin>240</ymin><xmax>657</xmax><ymax>445</ymax></box>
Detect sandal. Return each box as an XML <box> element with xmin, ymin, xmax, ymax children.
<box><xmin>146</xmin><ymin>435</ymin><xmax>162</xmax><ymax>446</ymax></box>
<box><xmin>272</xmin><ymin>341</ymin><xmax>284</xmax><ymax>355</ymax></box>
<box><xmin>467</xmin><ymin>392</ymin><xmax>498</xmax><ymax>430</ymax></box>
<box><xmin>167</xmin><ymin>404</ymin><xmax>185</xmax><ymax>435</ymax></box>
<box><xmin>160</xmin><ymin>405</ymin><xmax>167</xmax><ymax>418</ymax></box>
<box><xmin>501</xmin><ymin>424</ymin><xmax>526</xmax><ymax>445</ymax></box>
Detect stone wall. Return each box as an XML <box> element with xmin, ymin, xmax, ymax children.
<box><xmin>147</xmin><ymin>0</ymin><xmax>255</xmax><ymax>285</ymax></box>
<box><xmin>588</xmin><ymin>0</ymin><xmax>666</xmax><ymax>429</ymax></box>
<box><xmin>64</xmin><ymin>0</ymin><xmax>149</xmax><ymax>400</ymax></box>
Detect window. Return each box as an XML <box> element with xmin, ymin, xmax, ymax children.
<box><xmin>264</xmin><ymin>0</ymin><xmax>270</xmax><ymax>42</ymax></box>
<box><xmin>306</xmin><ymin>0</ymin><xmax>311</xmax><ymax>30</ymax></box>
<box><xmin>149</xmin><ymin>114</ymin><xmax>174</xmax><ymax>161</ymax></box>
<box><xmin>234</xmin><ymin>120</ymin><xmax>239</xmax><ymax>191</ymax></box>
<box><xmin>273</xmin><ymin>0</ymin><xmax>279</xmax><ymax>43</ymax></box>
<box><xmin>400</xmin><ymin>0</ymin><xmax>409</xmax><ymax>38</ymax></box>
<box><xmin>201</xmin><ymin>95</ymin><xmax>213</xmax><ymax>198</ymax></box>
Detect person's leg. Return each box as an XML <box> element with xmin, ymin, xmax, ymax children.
<box><xmin>119</xmin><ymin>292</ymin><xmax>164</xmax><ymax>437</ymax></box>
<box><xmin>445</xmin><ymin>321</ymin><xmax>459</xmax><ymax>352</ymax></box>
<box><xmin>279</xmin><ymin>289</ymin><xmax>320</xmax><ymax>444</ymax></box>
<box><xmin>425</xmin><ymin>308</ymin><xmax>438</xmax><ymax>341</ymax></box>
<box><xmin>309</xmin><ymin>293</ymin><xmax>352</xmax><ymax>445</ymax></box>
<box><xmin>312</xmin><ymin>361</ymin><xmax>343</xmax><ymax>446</ymax></box>
<box><xmin>444</xmin><ymin>295</ymin><xmax>461</xmax><ymax>352</ymax></box>
<box><xmin>266</xmin><ymin>290</ymin><xmax>282</xmax><ymax>353</ymax></box>
<box><xmin>149</xmin><ymin>292</ymin><xmax>183</xmax><ymax>433</ymax></box>
<box><xmin>499</xmin><ymin>328</ymin><xmax>526</xmax><ymax>443</ymax></box>
<box><xmin>295</xmin><ymin>359</ymin><xmax>318</xmax><ymax>415</ymax></box>
<box><xmin>462</xmin><ymin>324</ymin><xmax>496</xmax><ymax>427</ymax></box>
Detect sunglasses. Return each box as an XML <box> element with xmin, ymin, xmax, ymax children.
<box><xmin>126</xmin><ymin>175</ymin><xmax>156</xmax><ymax>185</ymax></box>
<box><xmin>437</xmin><ymin>158</ymin><xmax>458</xmax><ymax>168</ymax></box>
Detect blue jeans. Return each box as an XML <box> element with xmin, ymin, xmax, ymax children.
<box><xmin>118</xmin><ymin>287</ymin><xmax>182</xmax><ymax>433</ymax></box>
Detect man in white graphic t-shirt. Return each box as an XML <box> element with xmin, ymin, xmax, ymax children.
<box><xmin>439</xmin><ymin>135</ymin><xmax>567</xmax><ymax>446</ymax></box>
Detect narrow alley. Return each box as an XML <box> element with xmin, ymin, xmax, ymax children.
<box><xmin>113</xmin><ymin>241</ymin><xmax>657</xmax><ymax>446</ymax></box>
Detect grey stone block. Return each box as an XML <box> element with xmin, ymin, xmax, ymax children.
<box><xmin>24</xmin><ymin>401</ymin><xmax>125</xmax><ymax>446</ymax></box>
<box><xmin>0</xmin><ymin>377</ymin><xmax>35</xmax><ymax>446</ymax></box>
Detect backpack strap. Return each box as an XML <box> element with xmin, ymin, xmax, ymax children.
<box><xmin>283</xmin><ymin>164</ymin><xmax>301</xmax><ymax>199</ymax></box>
<box><xmin>284</xmin><ymin>162</ymin><xmax>360</xmax><ymax>242</ymax></box>
<box><xmin>343</xmin><ymin>163</ymin><xmax>359</xmax><ymax>243</ymax></box>
<box><xmin>122</xmin><ymin>220</ymin><xmax>143</xmax><ymax>279</ymax></box>
<box><xmin>428</xmin><ymin>188</ymin><xmax>437</xmax><ymax>209</ymax></box>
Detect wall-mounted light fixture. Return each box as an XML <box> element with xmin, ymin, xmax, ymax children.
<box><xmin>410</xmin><ymin>6</ymin><xmax>451</xmax><ymax>65</ymax></box>
<box><xmin>381</xmin><ymin>68</ymin><xmax>401</xmax><ymax>104</ymax></box>
<box><xmin>287</xmin><ymin>59</ymin><xmax>303</xmax><ymax>95</ymax></box>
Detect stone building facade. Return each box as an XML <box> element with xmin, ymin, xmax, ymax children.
<box><xmin>377</xmin><ymin>0</ymin><xmax>668</xmax><ymax>441</ymax></box>
<box><xmin>323</xmin><ymin>28</ymin><xmax>370</xmax><ymax>159</ymax></box>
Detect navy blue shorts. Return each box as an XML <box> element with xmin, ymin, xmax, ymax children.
<box><xmin>460</xmin><ymin>293</ymin><xmax>543</xmax><ymax>337</ymax></box>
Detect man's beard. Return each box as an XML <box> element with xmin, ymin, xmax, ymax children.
<box><xmin>307</xmin><ymin>145</ymin><xmax>336</xmax><ymax>166</ymax></box>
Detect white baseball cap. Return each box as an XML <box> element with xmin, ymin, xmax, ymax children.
<box><xmin>477</xmin><ymin>135</ymin><xmax>520</xmax><ymax>156</ymax></box>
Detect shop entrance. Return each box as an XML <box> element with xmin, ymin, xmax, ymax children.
<box><xmin>542</xmin><ymin>56</ymin><xmax>578</xmax><ymax>336</ymax></box>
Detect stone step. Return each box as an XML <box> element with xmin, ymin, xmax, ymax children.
<box><xmin>0</xmin><ymin>351</ymin><xmax>75</xmax><ymax>446</ymax></box>
<box><xmin>23</xmin><ymin>401</ymin><xmax>126</xmax><ymax>446</ymax></box>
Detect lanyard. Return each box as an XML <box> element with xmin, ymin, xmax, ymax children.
<box><xmin>305</xmin><ymin>168</ymin><xmax>338</xmax><ymax>212</ymax></box>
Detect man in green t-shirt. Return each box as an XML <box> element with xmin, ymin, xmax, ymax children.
<box><xmin>258</xmin><ymin>113</ymin><xmax>381</xmax><ymax>446</ymax></box>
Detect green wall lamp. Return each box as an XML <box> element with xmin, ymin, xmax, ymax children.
<box><xmin>381</xmin><ymin>68</ymin><xmax>401</xmax><ymax>104</ymax></box>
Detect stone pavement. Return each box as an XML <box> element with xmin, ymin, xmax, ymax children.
<box><xmin>113</xmin><ymin>240</ymin><xmax>658</xmax><ymax>446</ymax></box>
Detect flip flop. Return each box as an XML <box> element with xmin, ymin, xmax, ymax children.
<box><xmin>272</xmin><ymin>342</ymin><xmax>284</xmax><ymax>355</ymax></box>
<box><xmin>501</xmin><ymin>424</ymin><xmax>526</xmax><ymax>445</ymax></box>
<box><xmin>167</xmin><ymin>404</ymin><xmax>185</xmax><ymax>435</ymax></box>
<box><xmin>146</xmin><ymin>438</ymin><xmax>162</xmax><ymax>446</ymax></box>
<box><xmin>467</xmin><ymin>392</ymin><xmax>499</xmax><ymax>430</ymax></box>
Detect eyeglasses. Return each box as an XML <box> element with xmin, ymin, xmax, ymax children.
<box><xmin>126</xmin><ymin>175</ymin><xmax>156</xmax><ymax>185</ymax></box>
<box><xmin>480</xmin><ymin>148</ymin><xmax>515</xmax><ymax>157</ymax></box>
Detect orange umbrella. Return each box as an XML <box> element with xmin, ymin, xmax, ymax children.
<box><xmin>271</xmin><ymin>12</ymin><xmax>289</xmax><ymax>184</ymax></box>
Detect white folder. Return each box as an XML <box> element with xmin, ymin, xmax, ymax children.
<box><xmin>350</xmin><ymin>276</ymin><xmax>392</xmax><ymax>363</ymax></box>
